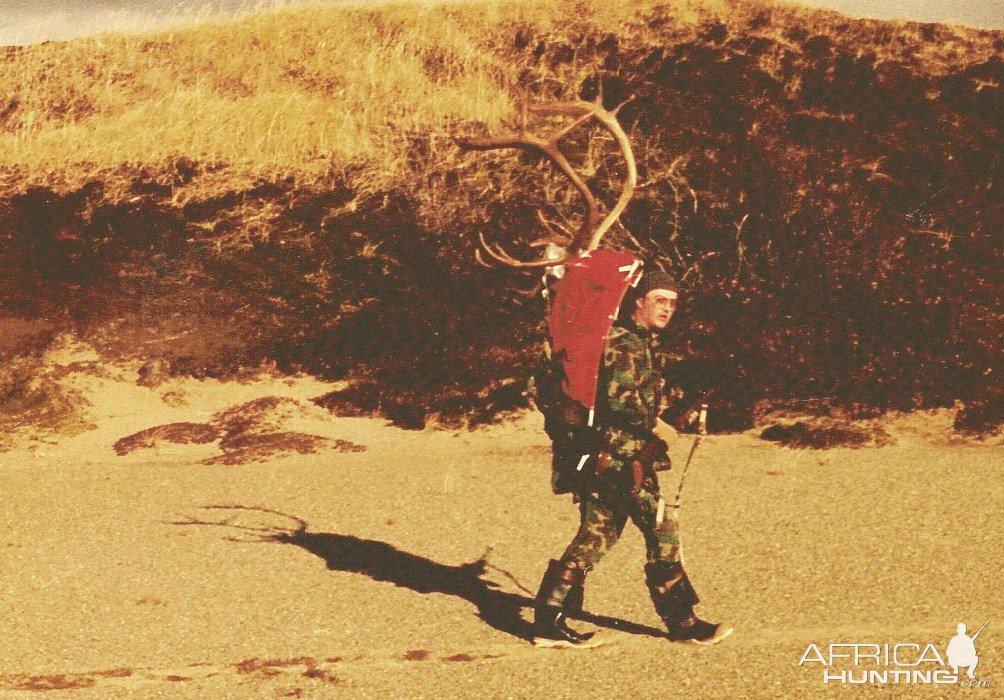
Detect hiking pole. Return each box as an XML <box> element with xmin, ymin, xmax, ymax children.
<box><xmin>656</xmin><ymin>403</ymin><xmax>708</xmax><ymax>524</ymax></box>
<box><xmin>674</xmin><ymin>402</ymin><xmax>708</xmax><ymax>509</ymax></box>
<box><xmin>655</xmin><ymin>403</ymin><xmax>708</xmax><ymax>572</ymax></box>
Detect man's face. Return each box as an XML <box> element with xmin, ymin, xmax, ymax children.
<box><xmin>633</xmin><ymin>289</ymin><xmax>678</xmax><ymax>330</ymax></box>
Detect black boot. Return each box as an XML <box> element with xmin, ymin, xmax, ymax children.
<box><xmin>645</xmin><ymin>561</ymin><xmax>732</xmax><ymax>646</ymax></box>
<box><xmin>565</xmin><ymin>582</ymin><xmax>585</xmax><ymax>615</ymax></box>
<box><xmin>532</xmin><ymin>606</ymin><xmax>599</xmax><ymax>648</ymax></box>
<box><xmin>532</xmin><ymin>560</ymin><xmax>598</xmax><ymax>648</ymax></box>
<box><xmin>666</xmin><ymin>617</ymin><xmax>733</xmax><ymax>645</ymax></box>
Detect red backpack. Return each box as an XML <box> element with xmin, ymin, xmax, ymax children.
<box><xmin>533</xmin><ymin>250</ymin><xmax>643</xmax><ymax>493</ymax></box>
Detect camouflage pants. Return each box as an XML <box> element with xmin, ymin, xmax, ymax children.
<box><xmin>542</xmin><ymin>480</ymin><xmax>681</xmax><ymax>608</ymax></box>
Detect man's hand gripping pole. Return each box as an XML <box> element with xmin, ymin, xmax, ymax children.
<box><xmin>656</xmin><ymin>403</ymin><xmax>708</xmax><ymax>525</ymax></box>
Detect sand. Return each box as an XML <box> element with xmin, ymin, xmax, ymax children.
<box><xmin>1</xmin><ymin>346</ymin><xmax>1001</xmax><ymax>698</ymax></box>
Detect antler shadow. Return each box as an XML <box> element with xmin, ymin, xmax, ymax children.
<box><xmin>170</xmin><ymin>505</ymin><xmax>664</xmax><ymax>641</ymax></box>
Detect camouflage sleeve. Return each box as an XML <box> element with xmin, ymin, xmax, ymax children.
<box><xmin>658</xmin><ymin>350</ymin><xmax>700</xmax><ymax>422</ymax></box>
<box><xmin>655</xmin><ymin>347</ymin><xmax>685</xmax><ymax>414</ymax></box>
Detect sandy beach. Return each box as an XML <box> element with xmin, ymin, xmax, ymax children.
<box><xmin>1</xmin><ymin>346</ymin><xmax>1000</xmax><ymax>698</ymax></box>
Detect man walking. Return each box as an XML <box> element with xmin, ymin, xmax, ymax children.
<box><xmin>531</xmin><ymin>270</ymin><xmax>732</xmax><ymax>648</ymax></box>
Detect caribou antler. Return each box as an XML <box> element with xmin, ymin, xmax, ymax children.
<box><xmin>454</xmin><ymin>93</ymin><xmax>637</xmax><ymax>268</ymax></box>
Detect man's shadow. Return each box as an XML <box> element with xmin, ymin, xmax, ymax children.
<box><xmin>171</xmin><ymin>505</ymin><xmax>665</xmax><ymax>642</ymax></box>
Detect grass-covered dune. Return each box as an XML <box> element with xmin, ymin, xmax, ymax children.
<box><xmin>1</xmin><ymin>0</ymin><xmax>1001</xmax><ymax>431</ymax></box>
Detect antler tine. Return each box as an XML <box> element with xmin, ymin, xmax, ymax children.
<box><xmin>454</xmin><ymin>92</ymin><xmax>636</xmax><ymax>268</ymax></box>
<box><xmin>477</xmin><ymin>231</ymin><xmax>573</xmax><ymax>269</ymax></box>
<box><xmin>474</xmin><ymin>248</ymin><xmax>494</xmax><ymax>268</ymax></box>
<box><xmin>609</xmin><ymin>96</ymin><xmax>634</xmax><ymax>116</ymax></box>
<box><xmin>538</xmin><ymin>106</ymin><xmax>595</xmax><ymax>145</ymax></box>
<box><xmin>536</xmin><ymin>210</ymin><xmax>574</xmax><ymax>243</ymax></box>
<box><xmin>455</xmin><ymin>129</ymin><xmax>600</xmax><ymax>262</ymax></box>
<box><xmin>455</xmin><ymin>133</ymin><xmax>599</xmax><ymax>233</ymax></box>
<box><xmin>538</xmin><ymin>98</ymin><xmax>630</xmax><ymax>202</ymax></box>
<box><xmin>582</xmin><ymin>98</ymin><xmax>637</xmax><ymax>251</ymax></box>
<box><xmin>528</xmin><ymin>96</ymin><xmax>638</xmax><ymax>252</ymax></box>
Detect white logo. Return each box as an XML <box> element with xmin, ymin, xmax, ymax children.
<box><xmin>798</xmin><ymin>620</ymin><xmax>991</xmax><ymax>687</ymax></box>
<box><xmin>948</xmin><ymin>621</ymin><xmax>988</xmax><ymax>680</ymax></box>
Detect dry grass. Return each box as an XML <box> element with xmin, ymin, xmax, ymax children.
<box><xmin>0</xmin><ymin>1</ymin><xmax>528</xmax><ymax>197</ymax></box>
<box><xmin>0</xmin><ymin>358</ymin><xmax>95</xmax><ymax>449</ymax></box>
<box><xmin>1</xmin><ymin>0</ymin><xmax>996</xmax><ymax>200</ymax></box>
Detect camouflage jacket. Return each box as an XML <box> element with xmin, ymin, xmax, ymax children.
<box><xmin>534</xmin><ymin>320</ymin><xmax>681</xmax><ymax>494</ymax></box>
<box><xmin>597</xmin><ymin>320</ymin><xmax>673</xmax><ymax>471</ymax></box>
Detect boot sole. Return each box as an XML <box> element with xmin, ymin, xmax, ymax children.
<box><xmin>678</xmin><ymin>626</ymin><xmax>734</xmax><ymax>647</ymax></box>
<box><xmin>532</xmin><ymin>636</ymin><xmax>605</xmax><ymax>650</ymax></box>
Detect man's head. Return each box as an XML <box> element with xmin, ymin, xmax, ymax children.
<box><xmin>631</xmin><ymin>270</ymin><xmax>680</xmax><ymax>331</ymax></box>
<box><xmin>958</xmin><ymin>623</ymin><xmax>968</xmax><ymax>636</ymax></box>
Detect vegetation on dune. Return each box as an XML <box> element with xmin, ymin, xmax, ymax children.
<box><xmin>0</xmin><ymin>356</ymin><xmax>94</xmax><ymax>447</ymax></box>
<box><xmin>0</xmin><ymin>1</ymin><xmax>997</xmax><ymax>194</ymax></box>
<box><xmin>0</xmin><ymin>0</ymin><xmax>1001</xmax><ymax>432</ymax></box>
